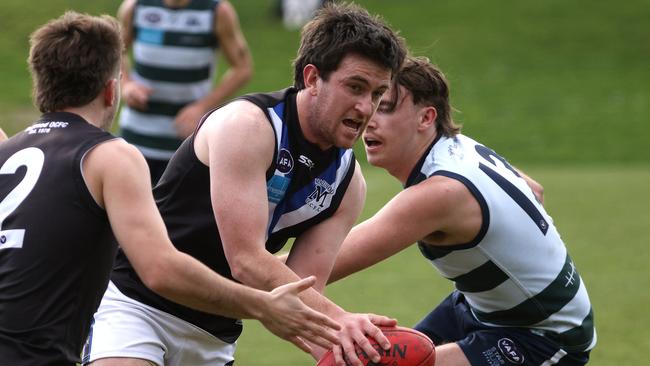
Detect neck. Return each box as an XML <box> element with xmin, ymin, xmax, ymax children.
<box><xmin>60</xmin><ymin>103</ymin><xmax>108</xmax><ymax>131</ymax></box>
<box><xmin>392</xmin><ymin>133</ymin><xmax>438</xmax><ymax>185</ymax></box>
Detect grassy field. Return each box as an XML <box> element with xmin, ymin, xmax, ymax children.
<box><xmin>1</xmin><ymin>0</ymin><xmax>649</xmax><ymax>365</ymax></box>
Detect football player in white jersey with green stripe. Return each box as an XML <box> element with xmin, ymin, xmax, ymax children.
<box><xmin>330</xmin><ymin>56</ymin><xmax>596</xmax><ymax>366</ymax></box>
<box><xmin>117</xmin><ymin>0</ymin><xmax>252</xmax><ymax>183</ymax></box>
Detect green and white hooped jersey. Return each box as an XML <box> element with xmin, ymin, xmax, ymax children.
<box><xmin>408</xmin><ymin>134</ymin><xmax>596</xmax><ymax>352</ymax></box>
<box><xmin>120</xmin><ymin>0</ymin><xmax>219</xmax><ymax>160</ymax></box>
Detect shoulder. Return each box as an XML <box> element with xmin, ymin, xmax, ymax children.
<box><xmin>195</xmin><ymin>100</ymin><xmax>275</xmax><ymax>163</ymax></box>
<box><xmin>82</xmin><ymin>138</ymin><xmax>149</xmax><ymax>207</ymax></box>
<box><xmin>216</xmin><ymin>0</ymin><xmax>237</xmax><ymax>20</ymax></box>
<box><xmin>214</xmin><ymin>0</ymin><xmax>240</xmax><ymax>33</ymax></box>
<box><xmin>118</xmin><ymin>0</ymin><xmax>137</xmax><ymax>20</ymax></box>
<box><xmin>205</xmin><ymin>100</ymin><xmax>269</xmax><ymax>132</ymax></box>
<box><xmin>85</xmin><ymin>138</ymin><xmax>147</xmax><ymax>175</ymax></box>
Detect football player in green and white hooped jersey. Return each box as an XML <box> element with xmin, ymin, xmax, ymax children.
<box><xmin>117</xmin><ymin>0</ymin><xmax>252</xmax><ymax>184</ymax></box>
<box><xmin>330</xmin><ymin>56</ymin><xmax>596</xmax><ymax>366</ymax></box>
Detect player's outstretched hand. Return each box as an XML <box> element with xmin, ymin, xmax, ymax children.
<box><xmin>331</xmin><ymin>312</ymin><xmax>398</xmax><ymax>366</ymax></box>
<box><xmin>260</xmin><ymin>276</ymin><xmax>342</xmax><ymax>353</ymax></box>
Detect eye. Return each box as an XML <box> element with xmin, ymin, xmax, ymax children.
<box><xmin>372</xmin><ymin>90</ymin><xmax>385</xmax><ymax>101</ymax></box>
<box><xmin>376</xmin><ymin>103</ymin><xmax>393</xmax><ymax>114</ymax></box>
<box><xmin>348</xmin><ymin>84</ymin><xmax>362</xmax><ymax>94</ymax></box>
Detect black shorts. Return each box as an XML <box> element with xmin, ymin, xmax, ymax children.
<box><xmin>414</xmin><ymin>291</ymin><xmax>591</xmax><ymax>366</ymax></box>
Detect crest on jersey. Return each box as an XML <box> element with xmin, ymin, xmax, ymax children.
<box><xmin>306</xmin><ymin>178</ymin><xmax>334</xmax><ymax>211</ymax></box>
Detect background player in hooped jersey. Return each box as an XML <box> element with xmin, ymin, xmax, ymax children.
<box><xmin>0</xmin><ymin>11</ymin><xmax>342</xmax><ymax>366</ymax></box>
<box><xmin>84</xmin><ymin>3</ymin><xmax>407</xmax><ymax>366</ymax></box>
<box><xmin>329</xmin><ymin>56</ymin><xmax>596</xmax><ymax>366</ymax></box>
<box><xmin>117</xmin><ymin>0</ymin><xmax>253</xmax><ymax>184</ymax></box>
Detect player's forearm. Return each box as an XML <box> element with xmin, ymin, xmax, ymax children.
<box><xmin>143</xmin><ymin>248</ymin><xmax>268</xmax><ymax>320</ymax></box>
<box><xmin>230</xmin><ymin>248</ymin><xmax>347</xmax><ymax>320</ymax></box>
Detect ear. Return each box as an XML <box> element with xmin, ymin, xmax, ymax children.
<box><xmin>418</xmin><ymin>106</ymin><xmax>437</xmax><ymax>132</ymax></box>
<box><xmin>303</xmin><ymin>64</ymin><xmax>320</xmax><ymax>95</ymax></box>
<box><xmin>103</xmin><ymin>78</ymin><xmax>118</xmax><ymax>107</ymax></box>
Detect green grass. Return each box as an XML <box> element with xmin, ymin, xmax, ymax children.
<box><xmin>3</xmin><ymin>0</ymin><xmax>649</xmax><ymax>165</ymax></box>
<box><xmin>1</xmin><ymin>1</ymin><xmax>649</xmax><ymax>365</ymax></box>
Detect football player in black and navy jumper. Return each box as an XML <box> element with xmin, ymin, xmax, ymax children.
<box><xmin>86</xmin><ymin>3</ymin><xmax>408</xmax><ymax>366</ymax></box>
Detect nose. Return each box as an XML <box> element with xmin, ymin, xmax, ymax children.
<box><xmin>354</xmin><ymin>94</ymin><xmax>375</xmax><ymax>119</ymax></box>
<box><xmin>366</xmin><ymin>114</ymin><xmax>378</xmax><ymax>130</ymax></box>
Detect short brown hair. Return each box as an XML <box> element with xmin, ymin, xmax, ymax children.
<box><xmin>28</xmin><ymin>11</ymin><xmax>122</xmax><ymax>113</ymax></box>
<box><xmin>293</xmin><ymin>2</ymin><xmax>406</xmax><ymax>89</ymax></box>
<box><xmin>392</xmin><ymin>56</ymin><xmax>461</xmax><ymax>137</ymax></box>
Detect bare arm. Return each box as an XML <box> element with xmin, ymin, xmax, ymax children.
<box><xmin>330</xmin><ymin>176</ymin><xmax>483</xmax><ymax>284</ymax></box>
<box><xmin>117</xmin><ymin>0</ymin><xmax>152</xmax><ymax>110</ymax></box>
<box><xmin>83</xmin><ymin>139</ymin><xmax>340</xmax><ymax>352</ymax></box>
<box><xmin>0</xmin><ymin>128</ymin><xmax>8</xmax><ymax>142</ymax></box>
<box><xmin>174</xmin><ymin>0</ymin><xmax>253</xmax><ymax>137</ymax></box>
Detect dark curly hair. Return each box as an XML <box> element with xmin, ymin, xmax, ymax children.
<box><xmin>293</xmin><ymin>2</ymin><xmax>406</xmax><ymax>89</ymax></box>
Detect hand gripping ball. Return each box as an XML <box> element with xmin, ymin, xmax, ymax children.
<box><xmin>317</xmin><ymin>326</ymin><xmax>435</xmax><ymax>366</ymax></box>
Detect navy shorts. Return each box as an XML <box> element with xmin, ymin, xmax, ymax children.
<box><xmin>414</xmin><ymin>291</ymin><xmax>590</xmax><ymax>366</ymax></box>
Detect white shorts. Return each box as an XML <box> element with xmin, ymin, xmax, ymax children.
<box><xmin>82</xmin><ymin>281</ymin><xmax>236</xmax><ymax>366</ymax></box>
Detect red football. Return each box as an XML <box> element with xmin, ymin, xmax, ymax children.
<box><xmin>317</xmin><ymin>326</ymin><xmax>435</xmax><ymax>366</ymax></box>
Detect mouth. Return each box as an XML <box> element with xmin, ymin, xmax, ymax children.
<box><xmin>364</xmin><ymin>136</ymin><xmax>382</xmax><ymax>148</ymax></box>
<box><xmin>342</xmin><ymin>118</ymin><xmax>363</xmax><ymax>133</ymax></box>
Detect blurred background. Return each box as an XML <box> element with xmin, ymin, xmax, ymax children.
<box><xmin>1</xmin><ymin>0</ymin><xmax>648</xmax><ymax>364</ymax></box>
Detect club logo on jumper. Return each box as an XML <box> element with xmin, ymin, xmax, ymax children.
<box><xmin>144</xmin><ymin>12</ymin><xmax>162</xmax><ymax>24</ymax></box>
<box><xmin>306</xmin><ymin>178</ymin><xmax>334</xmax><ymax>211</ymax></box>
<box><xmin>298</xmin><ymin>154</ymin><xmax>315</xmax><ymax>169</ymax></box>
<box><xmin>277</xmin><ymin>148</ymin><xmax>294</xmax><ymax>173</ymax></box>
<box><xmin>497</xmin><ymin>338</ymin><xmax>524</xmax><ymax>364</ymax></box>
<box><xmin>27</xmin><ymin>121</ymin><xmax>69</xmax><ymax>135</ymax></box>
<box><xmin>448</xmin><ymin>142</ymin><xmax>464</xmax><ymax>159</ymax></box>
<box><xmin>186</xmin><ymin>16</ymin><xmax>200</xmax><ymax>27</ymax></box>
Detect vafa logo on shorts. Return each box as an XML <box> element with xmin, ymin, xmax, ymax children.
<box><xmin>497</xmin><ymin>338</ymin><xmax>524</xmax><ymax>365</ymax></box>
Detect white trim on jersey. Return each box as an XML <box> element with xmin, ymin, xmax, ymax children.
<box><xmin>119</xmin><ymin>108</ymin><xmax>178</xmax><ymax>137</ymax></box>
<box><xmin>134</xmin><ymin>42</ymin><xmax>217</xmax><ymax>69</ymax></box>
<box><xmin>130</xmin><ymin>71</ymin><xmax>214</xmax><ymax>103</ymax></box>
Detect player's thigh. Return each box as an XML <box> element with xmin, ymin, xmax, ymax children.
<box><xmin>82</xmin><ymin>282</ymin><xmax>167</xmax><ymax>365</ymax></box>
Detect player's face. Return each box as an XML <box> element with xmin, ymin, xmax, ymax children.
<box><xmin>308</xmin><ymin>54</ymin><xmax>391</xmax><ymax>149</ymax></box>
<box><xmin>364</xmin><ymin>85</ymin><xmax>423</xmax><ymax>173</ymax></box>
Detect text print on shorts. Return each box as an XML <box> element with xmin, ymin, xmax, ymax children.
<box><xmin>497</xmin><ymin>338</ymin><xmax>525</xmax><ymax>365</ymax></box>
